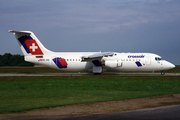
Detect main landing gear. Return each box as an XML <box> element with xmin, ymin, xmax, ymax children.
<box><xmin>161</xmin><ymin>71</ymin><xmax>165</xmax><ymax>75</ymax></box>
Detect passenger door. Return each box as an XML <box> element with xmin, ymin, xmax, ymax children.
<box><xmin>145</xmin><ymin>56</ymin><xmax>151</xmax><ymax>65</ymax></box>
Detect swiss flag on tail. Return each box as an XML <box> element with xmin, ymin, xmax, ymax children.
<box><xmin>24</xmin><ymin>39</ymin><xmax>43</xmax><ymax>55</ymax></box>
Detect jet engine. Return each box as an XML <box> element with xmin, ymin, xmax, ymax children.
<box><xmin>105</xmin><ymin>60</ymin><xmax>122</xmax><ymax>68</ymax></box>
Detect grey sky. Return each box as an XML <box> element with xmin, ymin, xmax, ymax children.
<box><xmin>0</xmin><ymin>0</ymin><xmax>180</xmax><ymax>65</ymax></box>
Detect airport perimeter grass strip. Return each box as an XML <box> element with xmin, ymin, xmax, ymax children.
<box><xmin>0</xmin><ymin>76</ymin><xmax>180</xmax><ymax>113</ymax></box>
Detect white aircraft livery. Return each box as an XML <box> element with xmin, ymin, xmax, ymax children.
<box><xmin>9</xmin><ymin>30</ymin><xmax>175</xmax><ymax>75</ymax></box>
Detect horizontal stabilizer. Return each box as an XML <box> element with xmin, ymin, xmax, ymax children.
<box><xmin>8</xmin><ymin>30</ymin><xmax>31</xmax><ymax>35</ymax></box>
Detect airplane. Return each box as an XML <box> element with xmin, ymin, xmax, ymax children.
<box><xmin>9</xmin><ymin>30</ymin><xmax>175</xmax><ymax>75</ymax></box>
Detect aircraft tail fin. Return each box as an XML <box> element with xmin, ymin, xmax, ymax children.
<box><xmin>8</xmin><ymin>30</ymin><xmax>51</xmax><ymax>56</ymax></box>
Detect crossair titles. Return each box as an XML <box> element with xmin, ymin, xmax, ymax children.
<box><xmin>128</xmin><ymin>55</ymin><xmax>145</xmax><ymax>58</ymax></box>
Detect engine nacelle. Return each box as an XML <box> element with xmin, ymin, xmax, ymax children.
<box><xmin>105</xmin><ymin>60</ymin><xmax>122</xmax><ymax>68</ymax></box>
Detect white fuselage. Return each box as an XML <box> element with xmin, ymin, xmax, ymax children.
<box><xmin>25</xmin><ymin>52</ymin><xmax>175</xmax><ymax>73</ymax></box>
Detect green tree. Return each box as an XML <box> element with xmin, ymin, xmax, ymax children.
<box><xmin>2</xmin><ymin>53</ymin><xmax>12</xmax><ymax>66</ymax></box>
<box><xmin>0</xmin><ymin>55</ymin><xmax>3</xmax><ymax>66</ymax></box>
<box><xmin>0</xmin><ymin>53</ymin><xmax>34</xmax><ymax>66</ymax></box>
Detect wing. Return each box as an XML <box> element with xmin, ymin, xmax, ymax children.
<box><xmin>82</xmin><ymin>52</ymin><xmax>114</xmax><ymax>61</ymax></box>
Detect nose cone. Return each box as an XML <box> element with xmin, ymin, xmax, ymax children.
<box><xmin>163</xmin><ymin>61</ymin><xmax>175</xmax><ymax>70</ymax></box>
<box><xmin>170</xmin><ymin>63</ymin><xmax>175</xmax><ymax>69</ymax></box>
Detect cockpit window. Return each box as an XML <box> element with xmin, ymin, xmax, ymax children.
<box><xmin>155</xmin><ymin>57</ymin><xmax>162</xmax><ymax>61</ymax></box>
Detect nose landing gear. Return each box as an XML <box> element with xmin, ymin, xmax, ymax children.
<box><xmin>161</xmin><ymin>71</ymin><xmax>165</xmax><ymax>75</ymax></box>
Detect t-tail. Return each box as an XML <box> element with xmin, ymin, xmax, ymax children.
<box><xmin>8</xmin><ymin>30</ymin><xmax>53</xmax><ymax>65</ymax></box>
<box><xmin>8</xmin><ymin>30</ymin><xmax>52</xmax><ymax>56</ymax></box>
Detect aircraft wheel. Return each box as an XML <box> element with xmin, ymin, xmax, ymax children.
<box><xmin>161</xmin><ymin>71</ymin><xmax>165</xmax><ymax>75</ymax></box>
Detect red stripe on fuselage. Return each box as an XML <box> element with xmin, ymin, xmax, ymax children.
<box><xmin>58</xmin><ymin>58</ymin><xmax>68</xmax><ymax>66</ymax></box>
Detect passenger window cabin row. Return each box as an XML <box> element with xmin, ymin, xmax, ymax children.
<box><xmin>64</xmin><ymin>59</ymin><xmax>81</xmax><ymax>62</ymax></box>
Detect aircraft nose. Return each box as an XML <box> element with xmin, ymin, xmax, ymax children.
<box><xmin>170</xmin><ymin>63</ymin><xmax>175</xmax><ymax>69</ymax></box>
<box><xmin>163</xmin><ymin>61</ymin><xmax>175</xmax><ymax>70</ymax></box>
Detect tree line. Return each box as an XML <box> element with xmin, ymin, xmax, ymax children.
<box><xmin>0</xmin><ymin>53</ymin><xmax>34</xmax><ymax>66</ymax></box>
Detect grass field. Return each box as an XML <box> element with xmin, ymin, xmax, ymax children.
<box><xmin>0</xmin><ymin>75</ymin><xmax>180</xmax><ymax>113</ymax></box>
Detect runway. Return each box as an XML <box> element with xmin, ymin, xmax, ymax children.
<box><xmin>20</xmin><ymin>105</ymin><xmax>180</xmax><ymax>120</ymax></box>
<box><xmin>0</xmin><ymin>73</ymin><xmax>180</xmax><ymax>76</ymax></box>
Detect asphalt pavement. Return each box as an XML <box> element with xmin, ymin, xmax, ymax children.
<box><xmin>0</xmin><ymin>73</ymin><xmax>180</xmax><ymax>76</ymax></box>
<box><xmin>19</xmin><ymin>105</ymin><xmax>180</xmax><ymax>120</ymax></box>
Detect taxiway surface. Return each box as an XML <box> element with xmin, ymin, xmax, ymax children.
<box><xmin>0</xmin><ymin>73</ymin><xmax>180</xmax><ymax>76</ymax></box>
<box><xmin>21</xmin><ymin>105</ymin><xmax>180</xmax><ymax>120</ymax></box>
